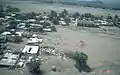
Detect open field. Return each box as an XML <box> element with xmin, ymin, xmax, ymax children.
<box><xmin>41</xmin><ymin>26</ymin><xmax>120</xmax><ymax>75</ymax></box>
<box><xmin>0</xmin><ymin>24</ymin><xmax>120</xmax><ymax>75</ymax></box>
<box><xmin>8</xmin><ymin>1</ymin><xmax>120</xmax><ymax>16</ymax></box>
<box><xmin>1</xmin><ymin>26</ymin><xmax>120</xmax><ymax>75</ymax></box>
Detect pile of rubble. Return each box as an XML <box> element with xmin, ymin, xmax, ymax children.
<box><xmin>40</xmin><ymin>46</ymin><xmax>58</xmax><ymax>56</ymax></box>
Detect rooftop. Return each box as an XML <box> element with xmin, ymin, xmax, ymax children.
<box><xmin>22</xmin><ymin>45</ymin><xmax>39</xmax><ymax>54</ymax></box>
<box><xmin>0</xmin><ymin>53</ymin><xmax>19</xmax><ymax>67</ymax></box>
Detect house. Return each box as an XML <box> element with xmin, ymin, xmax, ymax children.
<box><xmin>0</xmin><ymin>52</ymin><xmax>19</xmax><ymax>67</ymax></box>
<box><xmin>22</xmin><ymin>45</ymin><xmax>39</xmax><ymax>54</ymax></box>
<box><xmin>59</xmin><ymin>21</ymin><xmax>67</xmax><ymax>26</ymax></box>
<box><xmin>43</xmin><ymin>28</ymin><xmax>52</xmax><ymax>32</ymax></box>
<box><xmin>1</xmin><ymin>31</ymin><xmax>23</xmax><ymax>43</ymax></box>
<box><xmin>11</xmin><ymin>13</ymin><xmax>16</xmax><ymax>17</ymax></box>
<box><xmin>95</xmin><ymin>20</ymin><xmax>108</xmax><ymax>26</ymax></box>
<box><xmin>17</xmin><ymin>23</ymin><xmax>26</xmax><ymax>29</ymax></box>
<box><xmin>28</xmin><ymin>23</ymin><xmax>43</xmax><ymax>32</ymax></box>
<box><xmin>5</xmin><ymin>16</ymin><xmax>11</xmax><ymax>19</ymax></box>
<box><xmin>16</xmin><ymin>32</ymin><xmax>22</xmax><ymax>36</ymax></box>
<box><xmin>43</xmin><ymin>16</ymin><xmax>49</xmax><ymax>20</ymax></box>
<box><xmin>77</xmin><ymin>20</ymin><xmax>99</xmax><ymax>27</ymax></box>
<box><xmin>28</xmin><ymin>37</ymin><xmax>43</xmax><ymax>44</ymax></box>
<box><xmin>27</xmin><ymin>19</ymin><xmax>36</xmax><ymax>23</ymax></box>
<box><xmin>1</xmin><ymin>32</ymin><xmax>11</xmax><ymax>36</ymax></box>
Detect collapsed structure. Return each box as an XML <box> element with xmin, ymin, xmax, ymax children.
<box><xmin>0</xmin><ymin>52</ymin><xmax>20</xmax><ymax>67</ymax></box>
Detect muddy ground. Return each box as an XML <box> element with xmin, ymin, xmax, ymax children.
<box><xmin>1</xmin><ymin>1</ymin><xmax>120</xmax><ymax>75</ymax></box>
<box><xmin>1</xmin><ymin>26</ymin><xmax>120</xmax><ymax>75</ymax></box>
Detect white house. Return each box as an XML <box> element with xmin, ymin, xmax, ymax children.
<box><xmin>22</xmin><ymin>45</ymin><xmax>39</xmax><ymax>54</ymax></box>
<box><xmin>43</xmin><ymin>28</ymin><xmax>52</xmax><ymax>32</ymax></box>
<box><xmin>59</xmin><ymin>21</ymin><xmax>67</xmax><ymax>26</ymax></box>
<box><xmin>1</xmin><ymin>32</ymin><xmax>11</xmax><ymax>35</ymax></box>
<box><xmin>28</xmin><ymin>37</ymin><xmax>43</xmax><ymax>44</ymax></box>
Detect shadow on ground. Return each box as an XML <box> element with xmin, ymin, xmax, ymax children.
<box><xmin>75</xmin><ymin>64</ymin><xmax>92</xmax><ymax>73</ymax></box>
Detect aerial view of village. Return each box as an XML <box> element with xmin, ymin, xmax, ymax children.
<box><xmin>0</xmin><ymin>0</ymin><xmax>120</xmax><ymax>75</ymax></box>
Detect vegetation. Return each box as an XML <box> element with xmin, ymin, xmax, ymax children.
<box><xmin>26</xmin><ymin>12</ymin><xmax>36</xmax><ymax>19</ymax></box>
<box><xmin>59</xmin><ymin>9</ymin><xmax>68</xmax><ymax>18</ymax></box>
<box><xmin>9</xmin><ymin>21</ymin><xmax>18</xmax><ymax>29</ymax></box>
<box><xmin>72</xmin><ymin>12</ymin><xmax>80</xmax><ymax>18</ymax></box>
<box><xmin>42</xmin><ymin>21</ymin><xmax>51</xmax><ymax>28</ymax></box>
<box><xmin>51</xmin><ymin>17</ymin><xmax>59</xmax><ymax>25</ymax></box>
<box><xmin>0</xmin><ymin>26</ymin><xmax>5</xmax><ymax>34</ymax></box>
<box><xmin>65</xmin><ymin>51</ymin><xmax>92</xmax><ymax>72</ymax></box>
<box><xmin>27</xmin><ymin>57</ymin><xmax>42</xmax><ymax>74</ymax></box>
<box><xmin>14</xmin><ymin>35</ymin><xmax>23</xmax><ymax>43</ymax></box>
<box><xmin>82</xmin><ymin>13</ymin><xmax>94</xmax><ymax>18</ymax></box>
<box><xmin>51</xmin><ymin>26</ymin><xmax>57</xmax><ymax>32</ymax></box>
<box><xmin>0</xmin><ymin>12</ymin><xmax>5</xmax><ymax>17</ymax></box>
<box><xmin>64</xmin><ymin>17</ymin><xmax>71</xmax><ymax>25</ymax></box>
<box><xmin>48</xmin><ymin>10</ymin><xmax>57</xmax><ymax>21</ymax></box>
<box><xmin>5</xmin><ymin>6</ymin><xmax>20</xmax><ymax>12</ymax></box>
<box><xmin>107</xmin><ymin>14</ymin><xmax>113</xmax><ymax>21</ymax></box>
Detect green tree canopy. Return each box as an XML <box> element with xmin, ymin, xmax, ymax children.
<box><xmin>72</xmin><ymin>12</ymin><xmax>80</xmax><ymax>18</ymax></box>
<box><xmin>5</xmin><ymin>6</ymin><xmax>20</xmax><ymax>12</ymax></box>
<box><xmin>59</xmin><ymin>9</ymin><xmax>69</xmax><ymax>18</ymax></box>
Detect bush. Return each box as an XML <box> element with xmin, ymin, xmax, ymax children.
<box><xmin>27</xmin><ymin>57</ymin><xmax>42</xmax><ymax>74</ymax></box>
<box><xmin>59</xmin><ymin>9</ymin><xmax>68</xmax><ymax>18</ymax></box>
<box><xmin>14</xmin><ymin>36</ymin><xmax>23</xmax><ymax>43</ymax></box>
<box><xmin>51</xmin><ymin>26</ymin><xmax>57</xmax><ymax>32</ymax></box>
<box><xmin>66</xmin><ymin>51</ymin><xmax>92</xmax><ymax>72</ymax></box>
<box><xmin>52</xmin><ymin>18</ymin><xmax>59</xmax><ymax>25</ymax></box>
<box><xmin>42</xmin><ymin>21</ymin><xmax>51</xmax><ymax>28</ymax></box>
<box><xmin>72</xmin><ymin>12</ymin><xmax>80</xmax><ymax>18</ymax></box>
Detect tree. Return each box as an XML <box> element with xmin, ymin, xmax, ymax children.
<box><xmin>27</xmin><ymin>57</ymin><xmax>41</xmax><ymax>74</ymax></box>
<box><xmin>59</xmin><ymin>9</ymin><xmax>68</xmax><ymax>18</ymax></box>
<box><xmin>52</xmin><ymin>17</ymin><xmax>59</xmax><ymax>25</ymax></box>
<box><xmin>83</xmin><ymin>13</ymin><xmax>92</xmax><ymax>18</ymax></box>
<box><xmin>0</xmin><ymin>5</ymin><xmax>4</xmax><ymax>12</ymax></box>
<box><xmin>5</xmin><ymin>6</ymin><xmax>20</xmax><ymax>12</ymax></box>
<box><xmin>42</xmin><ymin>21</ymin><xmax>51</xmax><ymax>28</ymax></box>
<box><xmin>71</xmin><ymin>51</ymin><xmax>92</xmax><ymax>72</ymax></box>
<box><xmin>0</xmin><ymin>12</ymin><xmax>5</xmax><ymax>17</ymax></box>
<box><xmin>107</xmin><ymin>14</ymin><xmax>113</xmax><ymax>21</ymax></box>
<box><xmin>9</xmin><ymin>21</ymin><xmax>17</xmax><ymax>29</ymax></box>
<box><xmin>72</xmin><ymin>12</ymin><xmax>80</xmax><ymax>18</ymax></box>
<box><xmin>62</xmin><ymin>9</ymin><xmax>68</xmax><ymax>16</ymax></box>
<box><xmin>64</xmin><ymin>17</ymin><xmax>71</xmax><ymax>25</ymax></box>
<box><xmin>44</xmin><ymin>12</ymin><xmax>46</xmax><ymax>14</ymax></box>
<box><xmin>48</xmin><ymin>10</ymin><xmax>57</xmax><ymax>21</ymax></box>
<box><xmin>26</xmin><ymin>12</ymin><xmax>36</xmax><ymax>19</ymax></box>
<box><xmin>50</xmin><ymin>10</ymin><xmax>57</xmax><ymax>17</ymax></box>
<box><xmin>51</xmin><ymin>26</ymin><xmax>57</xmax><ymax>32</ymax></box>
<box><xmin>114</xmin><ymin>14</ymin><xmax>119</xmax><ymax>20</ymax></box>
<box><xmin>14</xmin><ymin>35</ymin><xmax>23</xmax><ymax>43</ymax></box>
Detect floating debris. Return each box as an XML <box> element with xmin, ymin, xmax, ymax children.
<box><xmin>40</xmin><ymin>46</ymin><xmax>58</xmax><ymax>56</ymax></box>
